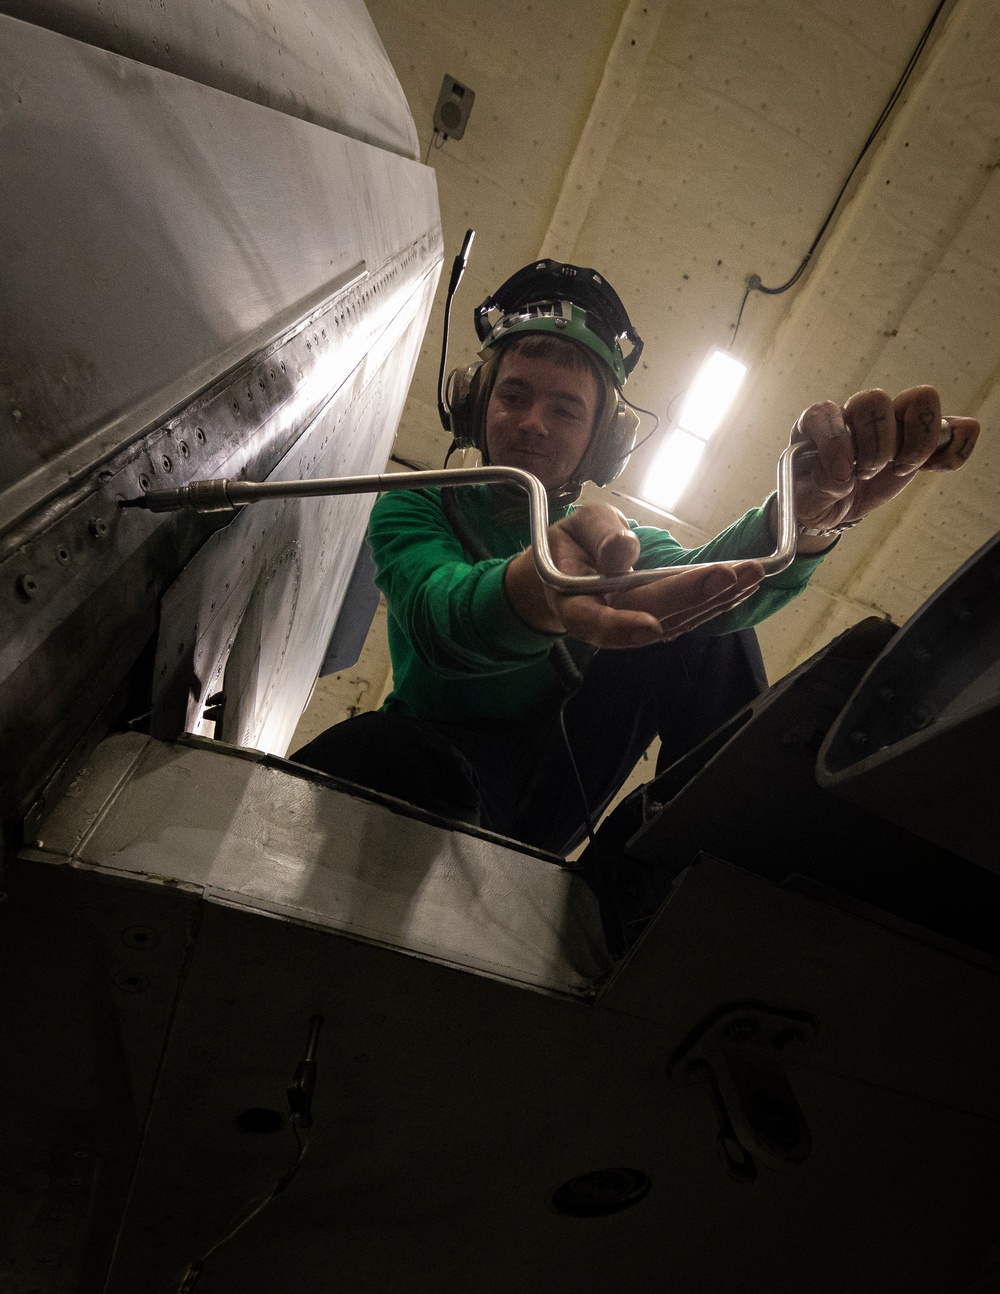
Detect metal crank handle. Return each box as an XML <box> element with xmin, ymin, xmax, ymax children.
<box><xmin>126</xmin><ymin>412</ymin><xmax>955</xmax><ymax>593</ymax></box>
<box><xmin>121</xmin><ymin>449</ymin><xmax>810</xmax><ymax>595</ymax></box>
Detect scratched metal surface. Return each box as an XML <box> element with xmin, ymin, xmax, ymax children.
<box><xmin>149</xmin><ymin>263</ymin><xmax>438</xmax><ymax>756</ymax></box>
<box><xmin>0</xmin><ymin>13</ymin><xmax>441</xmax><ymax>833</ymax></box>
<box><xmin>0</xmin><ymin>0</ymin><xmax>419</xmax><ymax>158</ymax></box>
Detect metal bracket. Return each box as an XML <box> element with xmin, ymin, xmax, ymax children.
<box><xmin>669</xmin><ymin>1002</ymin><xmax>818</xmax><ymax>1182</ymax></box>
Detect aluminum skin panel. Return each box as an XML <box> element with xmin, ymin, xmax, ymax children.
<box><xmin>0</xmin><ymin>13</ymin><xmax>438</xmax><ymax>527</ymax></box>
<box><xmin>0</xmin><ymin>0</ymin><xmax>419</xmax><ymax>158</ymax></box>
<box><xmin>1</xmin><ymin>864</ymin><xmax>201</xmax><ymax>1294</ymax></box>
<box><xmin>149</xmin><ymin>265</ymin><xmax>437</xmax><ymax>755</ymax></box>
<box><xmin>0</xmin><ymin>14</ymin><xmax>441</xmax><ymax>834</ymax></box>
<box><xmin>28</xmin><ymin>732</ymin><xmax>608</xmax><ymax>994</ymax></box>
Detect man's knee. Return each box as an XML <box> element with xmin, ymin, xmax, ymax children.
<box><xmin>289</xmin><ymin>712</ymin><xmax>482</xmax><ymax>823</ymax></box>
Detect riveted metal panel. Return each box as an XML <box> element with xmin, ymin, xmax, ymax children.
<box><xmin>0</xmin><ymin>14</ymin><xmax>441</xmax><ymax>835</ymax></box>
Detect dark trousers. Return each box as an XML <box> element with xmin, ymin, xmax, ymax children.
<box><xmin>290</xmin><ymin>629</ymin><xmax>766</xmax><ymax>857</ymax></box>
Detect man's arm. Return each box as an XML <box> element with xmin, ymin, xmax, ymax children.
<box><xmin>369</xmin><ymin>488</ymin><xmax>562</xmax><ymax>677</ymax></box>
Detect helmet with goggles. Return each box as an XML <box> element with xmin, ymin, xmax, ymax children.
<box><xmin>446</xmin><ymin>259</ymin><xmax>644</xmax><ymax>495</ymax></box>
<box><xmin>474</xmin><ymin>260</ymin><xmax>643</xmax><ymax>387</ymax></box>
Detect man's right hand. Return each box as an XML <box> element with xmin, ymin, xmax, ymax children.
<box><xmin>503</xmin><ymin>503</ymin><xmax>764</xmax><ymax>649</ymax></box>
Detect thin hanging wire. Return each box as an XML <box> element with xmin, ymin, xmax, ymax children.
<box><xmin>729</xmin><ymin>0</ymin><xmax>950</xmax><ymax>351</ymax></box>
<box><xmin>170</xmin><ymin>1126</ymin><xmax>311</xmax><ymax>1293</ymax></box>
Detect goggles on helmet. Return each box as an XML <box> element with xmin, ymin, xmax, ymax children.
<box><xmin>473</xmin><ymin>259</ymin><xmax>643</xmax><ymax>388</ymax></box>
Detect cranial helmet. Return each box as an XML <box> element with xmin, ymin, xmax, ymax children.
<box><xmin>445</xmin><ymin>259</ymin><xmax>644</xmax><ymax>493</ymax></box>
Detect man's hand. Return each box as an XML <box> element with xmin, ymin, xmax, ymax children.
<box><xmin>791</xmin><ymin>386</ymin><xmax>980</xmax><ymax>550</ymax></box>
<box><xmin>503</xmin><ymin>503</ymin><xmax>764</xmax><ymax>649</ymax></box>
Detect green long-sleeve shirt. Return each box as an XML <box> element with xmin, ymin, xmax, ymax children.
<box><xmin>367</xmin><ymin>484</ymin><xmax>826</xmax><ymax>722</ymax></box>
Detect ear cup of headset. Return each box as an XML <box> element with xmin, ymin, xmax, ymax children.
<box><xmin>586</xmin><ymin>400</ymin><xmax>640</xmax><ymax>487</ymax></box>
<box><xmin>445</xmin><ymin>363</ymin><xmax>486</xmax><ymax>449</ymax></box>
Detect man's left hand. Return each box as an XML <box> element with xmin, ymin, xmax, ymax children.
<box><xmin>792</xmin><ymin>385</ymin><xmax>979</xmax><ymax>547</ymax></box>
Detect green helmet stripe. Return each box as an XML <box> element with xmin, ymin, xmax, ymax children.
<box><xmin>479</xmin><ymin>301</ymin><xmax>627</xmax><ymax>387</ymax></box>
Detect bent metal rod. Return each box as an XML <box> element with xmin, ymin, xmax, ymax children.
<box><xmin>119</xmin><ymin>434</ymin><xmax>941</xmax><ymax>596</ymax></box>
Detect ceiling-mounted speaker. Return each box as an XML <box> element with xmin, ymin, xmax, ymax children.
<box><xmin>433</xmin><ymin>74</ymin><xmax>475</xmax><ymax>140</ymax></box>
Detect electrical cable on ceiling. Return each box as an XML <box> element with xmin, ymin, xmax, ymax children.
<box><xmin>729</xmin><ymin>0</ymin><xmax>951</xmax><ymax>350</ymax></box>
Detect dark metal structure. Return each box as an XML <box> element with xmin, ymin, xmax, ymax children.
<box><xmin>616</xmin><ymin>615</ymin><xmax>1000</xmax><ymax>957</ymax></box>
<box><xmin>819</xmin><ymin>530</ymin><xmax>1000</xmax><ymax>869</ymax></box>
<box><xmin>6</xmin><ymin>729</ymin><xmax>1000</xmax><ymax>1292</ymax></box>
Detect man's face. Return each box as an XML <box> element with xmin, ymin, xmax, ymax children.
<box><xmin>484</xmin><ymin>348</ymin><xmax>599</xmax><ymax>490</ymax></box>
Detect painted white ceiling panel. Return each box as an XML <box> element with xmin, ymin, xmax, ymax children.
<box><xmin>867</xmin><ymin>182</ymin><xmax>1000</xmax><ymax>402</ymax></box>
<box><xmin>570</xmin><ymin>1</ymin><xmax>946</xmax><ymax>412</ymax></box>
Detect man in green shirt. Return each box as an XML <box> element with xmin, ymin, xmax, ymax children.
<box><xmin>292</xmin><ymin>261</ymin><xmax>978</xmax><ymax>855</ymax></box>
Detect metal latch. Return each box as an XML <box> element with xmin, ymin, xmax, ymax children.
<box><xmin>669</xmin><ymin>1002</ymin><xmax>817</xmax><ymax>1184</ymax></box>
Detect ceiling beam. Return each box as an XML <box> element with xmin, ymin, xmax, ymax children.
<box><xmin>538</xmin><ymin>0</ymin><xmax>669</xmax><ymax>262</ymax></box>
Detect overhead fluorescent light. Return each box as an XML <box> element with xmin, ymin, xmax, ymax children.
<box><xmin>641</xmin><ymin>429</ymin><xmax>706</xmax><ymax>512</ymax></box>
<box><xmin>642</xmin><ymin>347</ymin><xmax>747</xmax><ymax>511</ymax></box>
<box><xmin>675</xmin><ymin>348</ymin><xmax>747</xmax><ymax>440</ymax></box>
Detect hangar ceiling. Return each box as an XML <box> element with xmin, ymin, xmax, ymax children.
<box><xmin>360</xmin><ymin>0</ymin><xmax>1000</xmax><ymax>684</ymax></box>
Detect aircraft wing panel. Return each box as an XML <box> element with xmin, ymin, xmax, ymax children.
<box><xmin>0</xmin><ymin>0</ymin><xmax>419</xmax><ymax>157</ymax></box>
<box><xmin>0</xmin><ymin>11</ymin><xmax>441</xmax><ymax>839</ymax></box>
